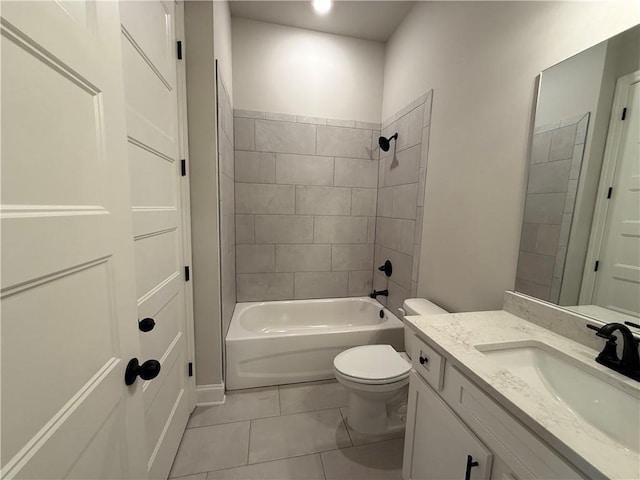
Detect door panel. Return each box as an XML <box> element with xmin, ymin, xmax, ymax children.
<box><xmin>120</xmin><ymin>1</ymin><xmax>190</xmax><ymax>477</ymax></box>
<box><xmin>594</xmin><ymin>79</ymin><xmax>640</xmax><ymax>317</ymax></box>
<box><xmin>1</xmin><ymin>1</ymin><xmax>147</xmax><ymax>478</ymax></box>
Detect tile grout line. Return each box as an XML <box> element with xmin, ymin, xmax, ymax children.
<box><xmin>318</xmin><ymin>452</ymin><xmax>328</xmax><ymax>480</ymax></box>
<box><xmin>338</xmin><ymin>407</ymin><xmax>354</xmax><ymax>448</ymax></box>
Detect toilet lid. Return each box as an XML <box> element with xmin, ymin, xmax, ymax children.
<box><xmin>333</xmin><ymin>345</ymin><xmax>410</xmax><ymax>382</ymax></box>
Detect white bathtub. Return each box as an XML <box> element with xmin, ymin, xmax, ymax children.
<box><xmin>225</xmin><ymin>297</ymin><xmax>405</xmax><ymax>390</ymax></box>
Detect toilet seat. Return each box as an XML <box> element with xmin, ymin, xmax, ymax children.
<box><xmin>334</xmin><ymin>345</ymin><xmax>410</xmax><ymax>385</ymax></box>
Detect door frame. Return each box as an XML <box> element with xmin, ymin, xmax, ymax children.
<box><xmin>579</xmin><ymin>70</ymin><xmax>640</xmax><ymax>305</ymax></box>
<box><xmin>174</xmin><ymin>0</ymin><xmax>197</xmax><ymax>412</ymax></box>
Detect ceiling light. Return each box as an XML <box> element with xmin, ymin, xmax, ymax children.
<box><xmin>312</xmin><ymin>0</ymin><xmax>332</xmax><ymax>15</ymax></box>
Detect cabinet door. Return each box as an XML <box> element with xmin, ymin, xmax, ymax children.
<box><xmin>404</xmin><ymin>372</ymin><xmax>493</xmax><ymax>480</ymax></box>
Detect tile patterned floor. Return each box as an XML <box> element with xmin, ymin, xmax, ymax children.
<box><xmin>170</xmin><ymin>380</ymin><xmax>404</xmax><ymax>479</ymax></box>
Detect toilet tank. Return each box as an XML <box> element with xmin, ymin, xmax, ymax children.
<box><xmin>401</xmin><ymin>298</ymin><xmax>448</xmax><ymax>359</ymax></box>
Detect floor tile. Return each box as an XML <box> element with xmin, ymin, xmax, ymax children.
<box><xmin>170</xmin><ymin>474</ymin><xmax>207</xmax><ymax>480</ymax></box>
<box><xmin>249</xmin><ymin>409</ymin><xmax>351</xmax><ymax>464</ymax></box>
<box><xmin>340</xmin><ymin>407</ymin><xmax>405</xmax><ymax>446</ymax></box>
<box><xmin>279</xmin><ymin>380</ymin><xmax>349</xmax><ymax>415</ymax></box>
<box><xmin>187</xmin><ymin>387</ymin><xmax>280</xmax><ymax>428</ymax></box>
<box><xmin>321</xmin><ymin>438</ymin><xmax>404</xmax><ymax>479</ymax></box>
<box><xmin>207</xmin><ymin>454</ymin><xmax>325</xmax><ymax>479</ymax></box>
<box><xmin>170</xmin><ymin>422</ymin><xmax>250</xmax><ymax>478</ymax></box>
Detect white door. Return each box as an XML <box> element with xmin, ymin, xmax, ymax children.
<box><xmin>403</xmin><ymin>372</ymin><xmax>492</xmax><ymax>480</ymax></box>
<box><xmin>1</xmin><ymin>1</ymin><xmax>148</xmax><ymax>478</ymax></box>
<box><xmin>119</xmin><ymin>1</ymin><xmax>192</xmax><ymax>478</ymax></box>
<box><xmin>593</xmin><ymin>76</ymin><xmax>640</xmax><ymax>317</ymax></box>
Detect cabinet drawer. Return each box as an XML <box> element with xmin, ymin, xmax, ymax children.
<box><xmin>413</xmin><ymin>337</ymin><xmax>445</xmax><ymax>390</ymax></box>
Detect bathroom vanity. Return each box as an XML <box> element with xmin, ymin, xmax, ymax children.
<box><xmin>401</xmin><ymin>293</ymin><xmax>640</xmax><ymax>480</ymax></box>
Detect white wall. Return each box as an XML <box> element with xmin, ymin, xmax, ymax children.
<box><xmin>382</xmin><ymin>1</ymin><xmax>640</xmax><ymax>312</ymax></box>
<box><xmin>184</xmin><ymin>0</ymin><xmax>234</xmax><ymax>389</ymax></box>
<box><xmin>213</xmin><ymin>0</ymin><xmax>233</xmax><ymax>96</ymax></box>
<box><xmin>232</xmin><ymin>17</ymin><xmax>385</xmax><ymax>122</ymax></box>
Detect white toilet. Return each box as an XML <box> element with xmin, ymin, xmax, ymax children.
<box><xmin>333</xmin><ymin>298</ymin><xmax>447</xmax><ymax>435</ymax></box>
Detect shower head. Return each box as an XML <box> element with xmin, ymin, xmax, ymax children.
<box><xmin>378</xmin><ymin>133</ymin><xmax>398</xmax><ymax>152</ymax></box>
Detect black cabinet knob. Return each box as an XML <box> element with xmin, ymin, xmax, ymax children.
<box><xmin>138</xmin><ymin>317</ymin><xmax>156</xmax><ymax>332</ymax></box>
<box><xmin>419</xmin><ymin>356</ymin><xmax>428</xmax><ymax>365</ymax></box>
<box><xmin>125</xmin><ymin>358</ymin><xmax>161</xmax><ymax>386</ymax></box>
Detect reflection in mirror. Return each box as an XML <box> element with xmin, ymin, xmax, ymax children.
<box><xmin>517</xmin><ymin>24</ymin><xmax>639</xmax><ymax>324</ymax></box>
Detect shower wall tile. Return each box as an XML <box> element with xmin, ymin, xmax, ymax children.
<box><xmin>351</xmin><ymin>188</ymin><xmax>377</xmax><ymax>216</ymax></box>
<box><xmin>254</xmin><ymin>215</ymin><xmax>314</xmax><ymax>244</ymax></box>
<box><xmin>234</xmin><ymin>117</ymin><xmax>254</xmax><ymax>151</ymax></box>
<box><xmin>294</xmin><ymin>272</ymin><xmax>349</xmax><ymax>299</ymax></box>
<box><xmin>295</xmin><ymin>186</ymin><xmax>351</xmax><ymax>215</ymax></box>
<box><xmin>235</xmin><ymin>214</ymin><xmax>254</xmax><ymax>244</ymax></box>
<box><xmin>527</xmin><ymin>160</ymin><xmax>571</xmax><ymax>194</ymax></box>
<box><xmin>255</xmin><ymin>120</ymin><xmax>316</xmax><ymax>155</ymax></box>
<box><xmin>316</xmin><ymin>126</ymin><xmax>373</xmax><ymax>159</ymax></box>
<box><xmin>233</xmin><ymin>109</ymin><xmax>381</xmax><ymax>301</ymax></box>
<box><xmin>236</xmin><ymin>245</ymin><xmax>275</xmax><ymax>274</ymax></box>
<box><xmin>235</xmin><ymin>183</ymin><xmax>295</xmax><ymax>214</ymax></box>
<box><xmin>237</xmin><ymin>273</ymin><xmax>294</xmax><ymax>302</ymax></box>
<box><xmin>275</xmin><ymin>244</ymin><xmax>331</xmax><ymax>273</ymax></box>
<box><xmin>375</xmin><ymin>246</ymin><xmax>413</xmax><ymax>291</ymax></box>
<box><xmin>331</xmin><ymin>244</ymin><xmax>374</xmax><ymax>271</ymax></box>
<box><xmin>235</xmin><ymin>151</ymin><xmax>276</xmax><ymax>184</ymax></box>
<box><xmin>334</xmin><ymin>157</ymin><xmax>378</xmax><ymax>188</ymax></box>
<box><xmin>391</xmin><ymin>183</ymin><xmax>418</xmax><ymax>219</ymax></box>
<box><xmin>314</xmin><ymin>216</ymin><xmax>369</xmax><ymax>244</ymax></box>
<box><xmin>348</xmin><ymin>270</ymin><xmax>374</xmax><ymax>296</ymax></box>
<box><xmin>379</xmin><ymin>144</ymin><xmax>421</xmax><ymax>187</ymax></box>
<box><xmin>375</xmin><ymin>217</ymin><xmax>415</xmax><ymax>255</ymax></box>
<box><xmin>275</xmin><ymin>154</ymin><xmax>334</xmax><ymax>186</ymax></box>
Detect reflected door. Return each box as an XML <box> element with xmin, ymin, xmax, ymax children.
<box><xmin>593</xmin><ymin>75</ymin><xmax>640</xmax><ymax>317</ymax></box>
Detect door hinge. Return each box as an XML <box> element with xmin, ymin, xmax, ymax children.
<box><xmin>184</xmin><ymin>266</ymin><xmax>190</xmax><ymax>281</ymax></box>
<box><xmin>188</xmin><ymin>362</ymin><xmax>193</xmax><ymax>377</ymax></box>
<box><xmin>181</xmin><ymin>159</ymin><xmax>186</xmax><ymax>176</ymax></box>
<box><xmin>621</xmin><ymin>107</ymin><xmax>627</xmax><ymax>120</ymax></box>
<box><xmin>594</xmin><ymin>260</ymin><xmax>600</xmax><ymax>272</ymax></box>
<box><xmin>177</xmin><ymin>41</ymin><xmax>183</xmax><ymax>60</ymax></box>
<box><xmin>607</xmin><ymin>187</ymin><xmax>613</xmax><ymax>199</ymax></box>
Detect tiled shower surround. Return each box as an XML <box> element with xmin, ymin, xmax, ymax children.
<box><xmin>233</xmin><ymin>110</ymin><xmax>381</xmax><ymax>301</ymax></box>
<box><xmin>216</xmin><ymin>70</ymin><xmax>236</xmax><ymax>337</ymax></box>
<box><xmin>233</xmin><ymin>91</ymin><xmax>433</xmax><ymax>311</ymax></box>
<box><xmin>516</xmin><ymin>113</ymin><xmax>589</xmax><ymax>304</ymax></box>
<box><xmin>373</xmin><ymin>92</ymin><xmax>433</xmax><ymax>313</ymax></box>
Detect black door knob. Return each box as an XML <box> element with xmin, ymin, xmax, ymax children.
<box><xmin>125</xmin><ymin>358</ymin><xmax>161</xmax><ymax>385</ymax></box>
<box><xmin>138</xmin><ymin>317</ymin><xmax>156</xmax><ymax>332</ymax></box>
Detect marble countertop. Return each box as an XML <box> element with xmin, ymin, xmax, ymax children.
<box><xmin>404</xmin><ymin>310</ymin><xmax>640</xmax><ymax>480</ymax></box>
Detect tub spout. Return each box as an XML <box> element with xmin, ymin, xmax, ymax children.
<box><xmin>370</xmin><ymin>289</ymin><xmax>388</xmax><ymax>299</ymax></box>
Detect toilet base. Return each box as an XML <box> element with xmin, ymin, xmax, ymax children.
<box><xmin>344</xmin><ymin>385</ymin><xmax>408</xmax><ymax>435</ymax></box>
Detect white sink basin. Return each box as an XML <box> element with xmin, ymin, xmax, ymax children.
<box><xmin>476</xmin><ymin>341</ymin><xmax>640</xmax><ymax>453</ymax></box>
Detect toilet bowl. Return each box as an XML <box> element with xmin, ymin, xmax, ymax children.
<box><xmin>333</xmin><ymin>298</ymin><xmax>447</xmax><ymax>435</ymax></box>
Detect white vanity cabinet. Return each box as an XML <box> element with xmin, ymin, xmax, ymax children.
<box><xmin>403</xmin><ymin>334</ymin><xmax>583</xmax><ymax>480</ymax></box>
<box><xmin>403</xmin><ymin>371</ymin><xmax>492</xmax><ymax>480</ymax></box>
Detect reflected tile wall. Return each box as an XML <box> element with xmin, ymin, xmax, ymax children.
<box><xmin>217</xmin><ymin>71</ymin><xmax>236</xmax><ymax>338</ymax></box>
<box><xmin>233</xmin><ymin>110</ymin><xmax>380</xmax><ymax>301</ymax></box>
<box><xmin>374</xmin><ymin>91</ymin><xmax>433</xmax><ymax>315</ymax></box>
<box><xmin>517</xmin><ymin>113</ymin><xmax>590</xmax><ymax>303</ymax></box>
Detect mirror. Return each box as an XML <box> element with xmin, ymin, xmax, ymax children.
<box><xmin>516</xmin><ymin>24</ymin><xmax>639</xmax><ymax>324</ymax></box>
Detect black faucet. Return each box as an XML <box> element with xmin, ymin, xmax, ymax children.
<box><xmin>370</xmin><ymin>289</ymin><xmax>388</xmax><ymax>299</ymax></box>
<box><xmin>587</xmin><ymin>323</ymin><xmax>640</xmax><ymax>381</ymax></box>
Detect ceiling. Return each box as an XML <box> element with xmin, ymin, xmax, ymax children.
<box><xmin>229</xmin><ymin>1</ymin><xmax>415</xmax><ymax>42</ymax></box>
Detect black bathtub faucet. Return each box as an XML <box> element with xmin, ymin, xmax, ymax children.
<box><xmin>370</xmin><ymin>289</ymin><xmax>388</xmax><ymax>299</ymax></box>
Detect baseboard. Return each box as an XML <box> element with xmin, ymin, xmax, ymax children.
<box><xmin>196</xmin><ymin>383</ymin><xmax>226</xmax><ymax>406</ymax></box>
